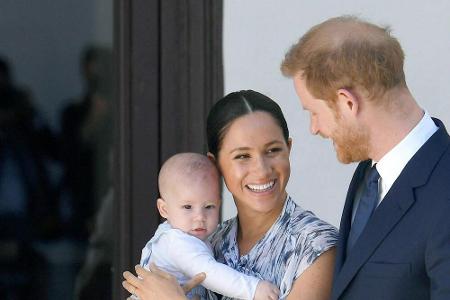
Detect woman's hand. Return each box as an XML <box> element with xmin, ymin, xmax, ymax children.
<box><xmin>122</xmin><ymin>264</ymin><xmax>205</xmax><ymax>300</ymax></box>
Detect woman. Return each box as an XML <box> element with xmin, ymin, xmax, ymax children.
<box><xmin>123</xmin><ymin>90</ymin><xmax>338</xmax><ymax>299</ymax></box>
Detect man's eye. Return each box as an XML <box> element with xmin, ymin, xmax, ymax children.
<box><xmin>183</xmin><ymin>205</ymin><xmax>192</xmax><ymax>209</ymax></box>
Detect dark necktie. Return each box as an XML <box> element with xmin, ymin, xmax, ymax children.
<box><xmin>347</xmin><ymin>164</ymin><xmax>380</xmax><ymax>254</ymax></box>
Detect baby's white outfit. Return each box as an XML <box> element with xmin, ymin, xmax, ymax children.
<box><xmin>140</xmin><ymin>221</ymin><xmax>260</xmax><ymax>299</ymax></box>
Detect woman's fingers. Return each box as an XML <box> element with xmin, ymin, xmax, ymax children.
<box><xmin>122</xmin><ymin>279</ymin><xmax>139</xmax><ymax>297</ymax></box>
<box><xmin>123</xmin><ymin>271</ymin><xmax>141</xmax><ymax>288</ymax></box>
<box><xmin>274</xmin><ymin>286</ymin><xmax>280</xmax><ymax>295</ymax></box>
<box><xmin>266</xmin><ymin>286</ymin><xmax>279</xmax><ymax>300</ymax></box>
<box><xmin>123</xmin><ymin>270</ymin><xmax>145</xmax><ymax>299</ymax></box>
<box><xmin>123</xmin><ymin>263</ymin><xmax>200</xmax><ymax>299</ymax></box>
<box><xmin>181</xmin><ymin>272</ymin><xmax>206</xmax><ymax>293</ymax></box>
<box><xmin>148</xmin><ymin>263</ymin><xmax>175</xmax><ymax>280</ymax></box>
<box><xmin>134</xmin><ymin>264</ymin><xmax>153</xmax><ymax>279</ymax></box>
<box><xmin>145</xmin><ymin>263</ymin><xmax>203</xmax><ymax>293</ymax></box>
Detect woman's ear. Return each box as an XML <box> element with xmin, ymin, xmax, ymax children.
<box><xmin>207</xmin><ymin>152</ymin><xmax>216</xmax><ymax>163</ymax></box>
<box><xmin>156</xmin><ymin>198</ymin><xmax>168</xmax><ymax>219</ymax></box>
<box><xmin>287</xmin><ymin>138</ymin><xmax>293</xmax><ymax>153</ymax></box>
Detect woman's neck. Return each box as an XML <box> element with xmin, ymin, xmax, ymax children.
<box><xmin>236</xmin><ymin>199</ymin><xmax>285</xmax><ymax>256</ymax></box>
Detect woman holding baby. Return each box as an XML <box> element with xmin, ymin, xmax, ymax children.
<box><xmin>123</xmin><ymin>90</ymin><xmax>337</xmax><ymax>300</ymax></box>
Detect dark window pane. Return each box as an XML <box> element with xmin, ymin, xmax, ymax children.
<box><xmin>0</xmin><ymin>1</ymin><xmax>114</xmax><ymax>299</ymax></box>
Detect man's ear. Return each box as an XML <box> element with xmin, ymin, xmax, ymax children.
<box><xmin>336</xmin><ymin>88</ymin><xmax>360</xmax><ymax>116</ymax></box>
<box><xmin>156</xmin><ymin>198</ymin><xmax>168</xmax><ymax>219</ymax></box>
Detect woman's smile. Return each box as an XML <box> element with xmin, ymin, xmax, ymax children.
<box><xmin>246</xmin><ymin>179</ymin><xmax>276</xmax><ymax>193</ymax></box>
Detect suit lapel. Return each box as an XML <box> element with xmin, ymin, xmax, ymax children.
<box><xmin>333</xmin><ymin>182</ymin><xmax>415</xmax><ymax>298</ymax></box>
<box><xmin>332</xmin><ymin>118</ymin><xmax>450</xmax><ymax>299</ymax></box>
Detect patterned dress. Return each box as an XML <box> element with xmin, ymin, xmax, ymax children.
<box><xmin>207</xmin><ymin>195</ymin><xmax>338</xmax><ymax>299</ymax></box>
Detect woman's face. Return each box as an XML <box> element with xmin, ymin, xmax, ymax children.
<box><xmin>215</xmin><ymin>111</ymin><xmax>291</xmax><ymax>215</ymax></box>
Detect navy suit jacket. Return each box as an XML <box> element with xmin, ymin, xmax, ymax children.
<box><xmin>331</xmin><ymin>118</ymin><xmax>450</xmax><ymax>300</ymax></box>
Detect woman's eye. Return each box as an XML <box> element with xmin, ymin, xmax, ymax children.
<box><xmin>205</xmin><ymin>205</ymin><xmax>216</xmax><ymax>209</ymax></box>
<box><xmin>234</xmin><ymin>154</ymin><xmax>249</xmax><ymax>160</ymax></box>
<box><xmin>182</xmin><ymin>205</ymin><xmax>192</xmax><ymax>209</ymax></box>
<box><xmin>268</xmin><ymin>147</ymin><xmax>282</xmax><ymax>154</ymax></box>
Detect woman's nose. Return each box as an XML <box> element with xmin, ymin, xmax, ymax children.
<box><xmin>252</xmin><ymin>156</ymin><xmax>271</xmax><ymax>176</ymax></box>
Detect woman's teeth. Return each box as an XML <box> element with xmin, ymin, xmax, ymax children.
<box><xmin>247</xmin><ymin>180</ymin><xmax>275</xmax><ymax>192</ymax></box>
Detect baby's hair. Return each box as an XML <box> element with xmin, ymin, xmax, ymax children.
<box><xmin>158</xmin><ymin>152</ymin><xmax>219</xmax><ymax>199</ymax></box>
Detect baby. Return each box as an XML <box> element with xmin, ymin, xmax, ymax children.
<box><xmin>139</xmin><ymin>153</ymin><xmax>279</xmax><ymax>300</ymax></box>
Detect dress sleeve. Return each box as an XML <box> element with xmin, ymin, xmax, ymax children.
<box><xmin>294</xmin><ymin>220</ymin><xmax>338</xmax><ymax>279</ymax></box>
<box><xmin>167</xmin><ymin>231</ymin><xmax>260</xmax><ymax>300</ymax></box>
<box><xmin>278</xmin><ymin>216</ymin><xmax>338</xmax><ymax>298</ymax></box>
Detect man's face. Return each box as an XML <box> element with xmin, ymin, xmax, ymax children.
<box><xmin>293</xmin><ymin>75</ymin><xmax>369</xmax><ymax>163</ymax></box>
<box><xmin>331</xmin><ymin>114</ymin><xmax>370</xmax><ymax>163</ymax></box>
<box><xmin>293</xmin><ymin>75</ymin><xmax>337</xmax><ymax>138</ymax></box>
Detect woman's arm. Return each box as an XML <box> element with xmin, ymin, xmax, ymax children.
<box><xmin>286</xmin><ymin>247</ymin><xmax>336</xmax><ymax>300</ymax></box>
<box><xmin>122</xmin><ymin>264</ymin><xmax>205</xmax><ymax>300</ymax></box>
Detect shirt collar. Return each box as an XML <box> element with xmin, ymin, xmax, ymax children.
<box><xmin>375</xmin><ymin>111</ymin><xmax>438</xmax><ymax>196</ymax></box>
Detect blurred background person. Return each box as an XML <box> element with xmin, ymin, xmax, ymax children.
<box><xmin>0</xmin><ymin>56</ymin><xmax>58</xmax><ymax>299</ymax></box>
<box><xmin>59</xmin><ymin>46</ymin><xmax>113</xmax><ymax>240</ymax></box>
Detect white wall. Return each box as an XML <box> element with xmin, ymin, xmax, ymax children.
<box><xmin>222</xmin><ymin>0</ymin><xmax>450</xmax><ymax>227</ymax></box>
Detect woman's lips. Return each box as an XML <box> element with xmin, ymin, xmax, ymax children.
<box><xmin>246</xmin><ymin>180</ymin><xmax>276</xmax><ymax>193</ymax></box>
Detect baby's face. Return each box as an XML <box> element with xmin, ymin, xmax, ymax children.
<box><xmin>162</xmin><ymin>177</ymin><xmax>220</xmax><ymax>241</ymax></box>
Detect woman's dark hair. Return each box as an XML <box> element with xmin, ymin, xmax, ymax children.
<box><xmin>207</xmin><ymin>90</ymin><xmax>289</xmax><ymax>157</ymax></box>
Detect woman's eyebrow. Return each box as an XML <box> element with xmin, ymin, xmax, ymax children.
<box><xmin>229</xmin><ymin>146</ymin><xmax>250</xmax><ymax>154</ymax></box>
<box><xmin>265</xmin><ymin>140</ymin><xmax>284</xmax><ymax>147</ymax></box>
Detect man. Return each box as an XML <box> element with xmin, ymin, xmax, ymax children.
<box><xmin>281</xmin><ymin>16</ymin><xmax>450</xmax><ymax>299</ymax></box>
<box><xmin>123</xmin><ymin>16</ymin><xmax>450</xmax><ymax>300</ymax></box>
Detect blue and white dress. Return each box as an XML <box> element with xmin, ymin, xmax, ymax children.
<box><xmin>207</xmin><ymin>195</ymin><xmax>338</xmax><ymax>299</ymax></box>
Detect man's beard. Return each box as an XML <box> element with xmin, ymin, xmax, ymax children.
<box><xmin>332</xmin><ymin>117</ymin><xmax>370</xmax><ymax>164</ymax></box>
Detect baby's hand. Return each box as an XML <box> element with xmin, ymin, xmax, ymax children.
<box><xmin>253</xmin><ymin>280</ymin><xmax>280</xmax><ymax>300</ymax></box>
